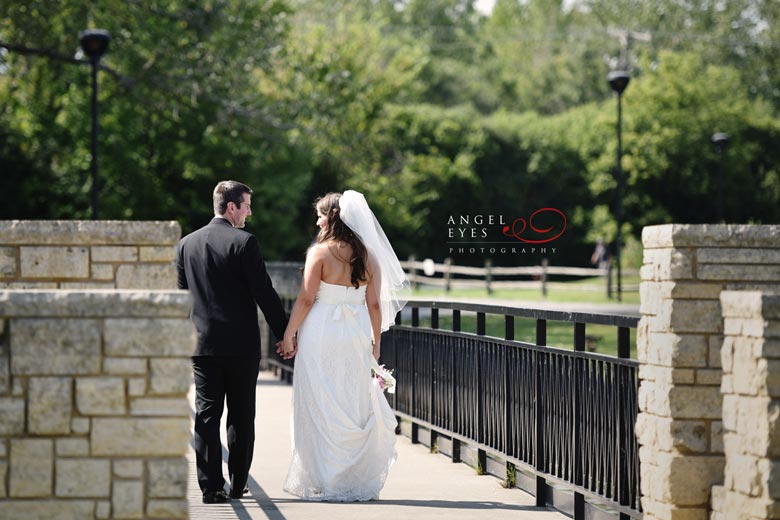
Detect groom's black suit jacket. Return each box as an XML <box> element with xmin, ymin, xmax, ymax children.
<box><xmin>175</xmin><ymin>217</ymin><xmax>288</xmax><ymax>357</ymax></box>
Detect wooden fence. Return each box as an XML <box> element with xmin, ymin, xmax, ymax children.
<box><xmin>402</xmin><ymin>257</ymin><xmax>639</xmax><ymax>297</ymax></box>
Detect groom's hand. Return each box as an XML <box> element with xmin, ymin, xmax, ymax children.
<box><xmin>276</xmin><ymin>339</ymin><xmax>297</xmax><ymax>360</ymax></box>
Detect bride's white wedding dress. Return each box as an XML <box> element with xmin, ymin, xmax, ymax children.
<box><xmin>283</xmin><ymin>280</ymin><xmax>398</xmax><ymax>501</ymax></box>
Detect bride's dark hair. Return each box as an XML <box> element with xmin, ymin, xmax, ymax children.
<box><xmin>315</xmin><ymin>192</ymin><xmax>368</xmax><ymax>288</ymax></box>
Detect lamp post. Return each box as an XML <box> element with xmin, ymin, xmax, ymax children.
<box><xmin>607</xmin><ymin>70</ymin><xmax>630</xmax><ymax>302</ymax></box>
<box><xmin>711</xmin><ymin>132</ymin><xmax>730</xmax><ymax>223</ymax></box>
<box><xmin>79</xmin><ymin>29</ymin><xmax>111</xmax><ymax>220</ymax></box>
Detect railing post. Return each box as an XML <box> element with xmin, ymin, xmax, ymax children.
<box><xmin>505</xmin><ymin>316</ymin><xmax>514</xmax><ymax>457</ymax></box>
<box><xmin>451</xmin><ymin>308</ymin><xmax>460</xmax><ymax>463</ymax></box>
<box><xmin>541</xmin><ymin>258</ymin><xmax>549</xmax><ymax>297</ymax></box>
<box><xmin>393</xmin><ymin>323</ymin><xmax>399</xmax><ymax>416</ymax></box>
<box><xmin>452</xmin><ymin>309</ymin><xmax>461</xmax><ymax>332</ymax></box>
<box><xmin>408</xmin><ymin>254</ymin><xmax>417</xmax><ymax>290</ymax></box>
<box><xmin>477</xmin><ymin>312</ymin><xmax>485</xmax><ymax>449</ymax></box>
<box><xmin>478</xmin><ymin>448</ymin><xmax>487</xmax><ymax>476</ymax></box>
<box><xmin>476</xmin><ymin>312</ymin><xmax>486</xmax><ymax>336</ymax></box>
<box><xmin>411</xmin><ymin>309</ymin><xmax>417</xmax><ymax>439</ymax></box>
<box><xmin>485</xmin><ymin>258</ymin><xmax>493</xmax><ymax>295</ymax></box>
<box><xmin>429</xmin><ymin>309</ymin><xmax>435</xmax><ymax>426</ymax></box>
<box><xmin>617</xmin><ymin>326</ymin><xmax>631</xmax><ymax>520</ymax></box>
<box><xmin>444</xmin><ymin>257</ymin><xmax>453</xmax><ymax>293</ymax></box>
<box><xmin>535</xmin><ymin>318</ymin><xmax>549</xmax><ymax>507</ymax></box>
<box><xmin>431</xmin><ymin>308</ymin><xmax>438</xmax><ymax>433</ymax></box>
<box><xmin>573</xmin><ymin>322</ymin><xmax>586</xmax><ymax>520</ymax></box>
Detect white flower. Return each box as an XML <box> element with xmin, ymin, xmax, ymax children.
<box><xmin>371</xmin><ymin>364</ymin><xmax>396</xmax><ymax>394</ymax></box>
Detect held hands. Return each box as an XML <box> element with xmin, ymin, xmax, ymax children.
<box><xmin>276</xmin><ymin>334</ymin><xmax>297</xmax><ymax>360</ymax></box>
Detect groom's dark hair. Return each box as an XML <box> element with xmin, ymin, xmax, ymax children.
<box><xmin>213</xmin><ymin>180</ymin><xmax>252</xmax><ymax>215</ymax></box>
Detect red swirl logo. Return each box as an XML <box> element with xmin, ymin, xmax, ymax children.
<box><xmin>501</xmin><ymin>208</ymin><xmax>567</xmax><ymax>244</ymax></box>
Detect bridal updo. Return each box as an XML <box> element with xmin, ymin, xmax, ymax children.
<box><xmin>315</xmin><ymin>192</ymin><xmax>369</xmax><ymax>289</ymax></box>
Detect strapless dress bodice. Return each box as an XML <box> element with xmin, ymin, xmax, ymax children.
<box><xmin>315</xmin><ymin>280</ymin><xmax>367</xmax><ymax>305</ymax></box>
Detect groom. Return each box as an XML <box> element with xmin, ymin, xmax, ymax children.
<box><xmin>176</xmin><ymin>180</ymin><xmax>289</xmax><ymax>503</ymax></box>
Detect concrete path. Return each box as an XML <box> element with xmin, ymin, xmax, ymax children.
<box><xmin>187</xmin><ymin>372</ymin><xmax>567</xmax><ymax>520</ymax></box>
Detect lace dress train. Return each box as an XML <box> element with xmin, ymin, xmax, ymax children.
<box><xmin>283</xmin><ymin>281</ymin><xmax>397</xmax><ymax>501</ymax></box>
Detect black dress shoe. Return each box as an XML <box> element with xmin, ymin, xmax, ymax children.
<box><xmin>229</xmin><ymin>485</ymin><xmax>249</xmax><ymax>499</ymax></box>
<box><xmin>202</xmin><ymin>490</ymin><xmax>231</xmax><ymax>503</ymax></box>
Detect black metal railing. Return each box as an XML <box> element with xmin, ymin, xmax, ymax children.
<box><xmin>384</xmin><ymin>301</ymin><xmax>640</xmax><ymax>520</ymax></box>
<box><xmin>265</xmin><ymin>296</ymin><xmax>296</xmax><ymax>381</ymax></box>
<box><xmin>267</xmin><ymin>299</ymin><xmax>641</xmax><ymax>519</ymax></box>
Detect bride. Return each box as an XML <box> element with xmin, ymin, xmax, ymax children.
<box><xmin>280</xmin><ymin>190</ymin><xmax>410</xmax><ymax>501</ymax></box>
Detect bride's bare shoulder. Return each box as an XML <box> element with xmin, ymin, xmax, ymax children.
<box><xmin>307</xmin><ymin>241</ymin><xmax>346</xmax><ymax>260</ymax></box>
<box><xmin>306</xmin><ymin>242</ymin><xmax>330</xmax><ymax>258</ymax></box>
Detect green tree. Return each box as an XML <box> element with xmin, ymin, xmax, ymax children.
<box><xmin>482</xmin><ymin>0</ymin><xmax>614</xmax><ymax>114</ymax></box>
<box><xmin>0</xmin><ymin>0</ymin><xmax>306</xmax><ymax>257</ymax></box>
<box><xmin>3</xmin><ymin>0</ymin><xmax>780</xmax><ymax>269</ymax></box>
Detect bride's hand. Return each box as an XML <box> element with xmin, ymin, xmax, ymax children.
<box><xmin>280</xmin><ymin>334</ymin><xmax>297</xmax><ymax>359</ymax></box>
<box><xmin>275</xmin><ymin>340</ymin><xmax>291</xmax><ymax>358</ymax></box>
<box><xmin>372</xmin><ymin>339</ymin><xmax>380</xmax><ymax>361</ymax></box>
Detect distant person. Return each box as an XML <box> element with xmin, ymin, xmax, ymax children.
<box><xmin>279</xmin><ymin>190</ymin><xmax>410</xmax><ymax>501</ymax></box>
<box><xmin>591</xmin><ymin>238</ymin><xmax>611</xmax><ymax>269</ymax></box>
<box><xmin>175</xmin><ymin>180</ymin><xmax>289</xmax><ymax>504</ymax></box>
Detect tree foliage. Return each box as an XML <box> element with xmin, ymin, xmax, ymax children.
<box><xmin>2</xmin><ymin>0</ymin><xmax>779</xmax><ymax>267</ymax></box>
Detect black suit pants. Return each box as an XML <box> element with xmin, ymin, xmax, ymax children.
<box><xmin>192</xmin><ymin>356</ymin><xmax>260</xmax><ymax>494</ymax></box>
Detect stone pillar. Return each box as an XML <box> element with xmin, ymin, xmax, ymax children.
<box><xmin>0</xmin><ymin>290</ymin><xmax>194</xmax><ymax>519</ymax></box>
<box><xmin>711</xmin><ymin>291</ymin><xmax>780</xmax><ymax>520</ymax></box>
<box><xmin>0</xmin><ymin>220</ymin><xmax>181</xmax><ymax>289</ymax></box>
<box><xmin>636</xmin><ymin>224</ymin><xmax>780</xmax><ymax>520</ymax></box>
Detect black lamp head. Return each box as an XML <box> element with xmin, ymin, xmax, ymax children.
<box><xmin>607</xmin><ymin>70</ymin><xmax>631</xmax><ymax>95</ymax></box>
<box><xmin>711</xmin><ymin>132</ymin><xmax>730</xmax><ymax>151</ymax></box>
<box><xmin>79</xmin><ymin>29</ymin><xmax>111</xmax><ymax>60</ymax></box>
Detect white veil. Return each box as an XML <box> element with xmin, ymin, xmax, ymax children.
<box><xmin>338</xmin><ymin>190</ymin><xmax>410</xmax><ymax>332</ymax></box>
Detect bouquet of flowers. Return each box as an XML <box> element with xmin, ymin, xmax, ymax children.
<box><xmin>371</xmin><ymin>364</ymin><xmax>396</xmax><ymax>394</ymax></box>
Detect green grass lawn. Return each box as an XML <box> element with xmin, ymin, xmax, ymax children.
<box><xmin>409</xmin><ymin>313</ymin><xmax>636</xmax><ymax>359</ymax></box>
<box><xmin>405</xmin><ymin>276</ymin><xmax>639</xmax><ymax>358</ymax></box>
<box><xmin>411</xmin><ymin>276</ymin><xmax>641</xmax><ymax>305</ymax></box>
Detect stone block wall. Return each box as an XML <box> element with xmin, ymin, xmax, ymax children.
<box><xmin>637</xmin><ymin>224</ymin><xmax>780</xmax><ymax>520</ymax></box>
<box><xmin>0</xmin><ymin>290</ymin><xmax>194</xmax><ymax>519</ymax></box>
<box><xmin>0</xmin><ymin>221</ymin><xmax>181</xmax><ymax>289</ymax></box>
<box><xmin>711</xmin><ymin>292</ymin><xmax>780</xmax><ymax>520</ymax></box>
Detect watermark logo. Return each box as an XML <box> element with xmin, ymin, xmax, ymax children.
<box><xmin>501</xmin><ymin>208</ymin><xmax>567</xmax><ymax>244</ymax></box>
<box><xmin>447</xmin><ymin>208</ymin><xmax>566</xmax><ymax>255</ymax></box>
